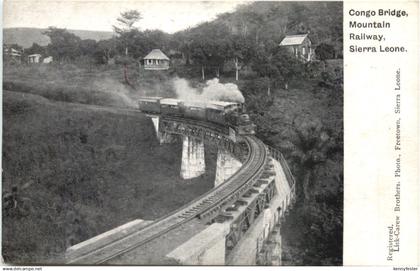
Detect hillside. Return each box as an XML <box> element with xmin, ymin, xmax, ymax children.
<box><xmin>222</xmin><ymin>2</ymin><xmax>343</xmax><ymax>48</ymax></box>
<box><xmin>172</xmin><ymin>1</ymin><xmax>343</xmax><ymax>63</ymax></box>
<box><xmin>3</xmin><ymin>27</ymin><xmax>114</xmax><ymax>48</ymax></box>
<box><xmin>2</xmin><ymin>90</ymin><xmax>217</xmax><ymax>264</ymax></box>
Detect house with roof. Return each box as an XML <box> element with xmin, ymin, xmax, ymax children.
<box><xmin>279</xmin><ymin>34</ymin><xmax>313</xmax><ymax>62</ymax></box>
<box><xmin>4</xmin><ymin>45</ymin><xmax>23</xmax><ymax>64</ymax></box>
<box><xmin>43</xmin><ymin>56</ymin><xmax>53</xmax><ymax>64</ymax></box>
<box><xmin>143</xmin><ymin>49</ymin><xmax>170</xmax><ymax>70</ymax></box>
<box><xmin>28</xmin><ymin>54</ymin><xmax>42</xmax><ymax>64</ymax></box>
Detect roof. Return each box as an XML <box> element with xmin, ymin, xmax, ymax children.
<box><xmin>206</xmin><ymin>101</ymin><xmax>240</xmax><ymax>110</ymax></box>
<box><xmin>143</xmin><ymin>49</ymin><xmax>170</xmax><ymax>60</ymax></box>
<box><xmin>206</xmin><ymin>103</ymin><xmax>225</xmax><ymax>110</ymax></box>
<box><xmin>138</xmin><ymin>96</ymin><xmax>162</xmax><ymax>102</ymax></box>
<box><xmin>160</xmin><ymin>98</ymin><xmax>180</xmax><ymax>105</ymax></box>
<box><xmin>210</xmin><ymin>101</ymin><xmax>240</xmax><ymax>107</ymax></box>
<box><xmin>279</xmin><ymin>34</ymin><xmax>309</xmax><ymax>46</ymax></box>
<box><xmin>182</xmin><ymin>101</ymin><xmax>207</xmax><ymax>108</ymax></box>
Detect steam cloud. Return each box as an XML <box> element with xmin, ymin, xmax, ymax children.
<box><xmin>173</xmin><ymin>77</ymin><xmax>245</xmax><ymax>103</ymax></box>
<box><xmin>90</xmin><ymin>76</ymin><xmax>245</xmax><ymax>109</ymax></box>
<box><xmin>91</xmin><ymin>78</ymin><xmax>138</xmax><ymax>108</ymax></box>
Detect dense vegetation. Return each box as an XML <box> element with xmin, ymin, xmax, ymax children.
<box><xmin>3</xmin><ymin>1</ymin><xmax>343</xmax><ymax>265</ymax></box>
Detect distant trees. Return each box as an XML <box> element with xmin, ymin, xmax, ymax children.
<box><xmin>251</xmin><ymin>45</ymin><xmax>305</xmax><ymax>94</ymax></box>
<box><xmin>94</xmin><ymin>38</ymin><xmax>117</xmax><ymax>64</ymax></box>
<box><xmin>26</xmin><ymin>42</ymin><xmax>45</xmax><ymax>56</ymax></box>
<box><xmin>79</xmin><ymin>39</ymin><xmax>97</xmax><ymax>56</ymax></box>
<box><xmin>188</xmin><ymin>22</ymin><xmax>233</xmax><ymax>80</ymax></box>
<box><xmin>31</xmin><ymin>2</ymin><xmax>343</xmax><ymax>87</ymax></box>
<box><xmin>273</xmin><ymin>48</ymin><xmax>305</xmax><ymax>89</ymax></box>
<box><xmin>43</xmin><ymin>27</ymin><xmax>82</xmax><ymax>62</ymax></box>
<box><xmin>230</xmin><ymin>36</ymin><xmax>254</xmax><ymax>81</ymax></box>
<box><xmin>251</xmin><ymin>53</ymin><xmax>280</xmax><ymax>96</ymax></box>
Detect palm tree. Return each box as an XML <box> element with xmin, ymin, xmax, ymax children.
<box><xmin>287</xmin><ymin>120</ymin><xmax>336</xmax><ymax>202</ymax></box>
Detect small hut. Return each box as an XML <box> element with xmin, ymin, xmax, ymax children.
<box><xmin>28</xmin><ymin>54</ymin><xmax>42</xmax><ymax>64</ymax></box>
<box><xmin>4</xmin><ymin>46</ymin><xmax>22</xmax><ymax>64</ymax></box>
<box><xmin>279</xmin><ymin>34</ymin><xmax>313</xmax><ymax>62</ymax></box>
<box><xmin>143</xmin><ymin>49</ymin><xmax>170</xmax><ymax>70</ymax></box>
<box><xmin>43</xmin><ymin>56</ymin><xmax>53</xmax><ymax>64</ymax></box>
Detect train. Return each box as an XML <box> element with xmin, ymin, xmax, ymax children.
<box><xmin>138</xmin><ymin>97</ymin><xmax>256</xmax><ymax>135</ymax></box>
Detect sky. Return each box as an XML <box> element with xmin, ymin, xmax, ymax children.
<box><xmin>3</xmin><ymin>0</ymin><xmax>247</xmax><ymax>33</ymax></box>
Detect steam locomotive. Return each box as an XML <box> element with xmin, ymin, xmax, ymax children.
<box><xmin>138</xmin><ymin>97</ymin><xmax>255</xmax><ymax>135</ymax></box>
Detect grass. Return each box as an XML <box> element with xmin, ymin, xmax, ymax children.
<box><xmin>3</xmin><ymin>63</ymin><xmax>177</xmax><ymax>108</ymax></box>
<box><xmin>2</xmin><ymin>89</ymin><xmax>217</xmax><ymax>264</ymax></box>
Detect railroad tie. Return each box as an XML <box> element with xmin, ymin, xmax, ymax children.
<box><xmin>225</xmin><ymin>206</ymin><xmax>238</xmax><ymax>212</ymax></box>
<box><xmin>249</xmin><ymin>188</ymin><xmax>259</xmax><ymax>194</ymax></box>
<box><xmin>235</xmin><ymin>199</ymin><xmax>248</xmax><ymax>206</ymax></box>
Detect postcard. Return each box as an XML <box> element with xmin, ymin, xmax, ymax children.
<box><xmin>1</xmin><ymin>0</ymin><xmax>418</xmax><ymax>267</ymax></box>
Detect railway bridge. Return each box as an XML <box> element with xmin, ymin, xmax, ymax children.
<box><xmin>65</xmin><ymin>114</ymin><xmax>296</xmax><ymax>265</ymax></box>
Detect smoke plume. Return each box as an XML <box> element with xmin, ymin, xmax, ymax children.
<box><xmin>91</xmin><ymin>78</ymin><xmax>138</xmax><ymax>108</ymax></box>
<box><xmin>172</xmin><ymin>77</ymin><xmax>245</xmax><ymax>103</ymax></box>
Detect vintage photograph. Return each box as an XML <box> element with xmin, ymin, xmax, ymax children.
<box><xmin>2</xmin><ymin>1</ymin><xmax>343</xmax><ymax>265</ymax></box>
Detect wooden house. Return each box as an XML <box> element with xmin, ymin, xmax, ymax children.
<box><xmin>43</xmin><ymin>56</ymin><xmax>53</xmax><ymax>63</ymax></box>
<box><xmin>143</xmin><ymin>49</ymin><xmax>170</xmax><ymax>70</ymax></box>
<box><xmin>279</xmin><ymin>34</ymin><xmax>314</xmax><ymax>62</ymax></box>
<box><xmin>4</xmin><ymin>46</ymin><xmax>22</xmax><ymax>64</ymax></box>
<box><xmin>28</xmin><ymin>54</ymin><xmax>42</xmax><ymax>63</ymax></box>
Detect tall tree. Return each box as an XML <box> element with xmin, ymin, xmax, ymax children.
<box><xmin>113</xmin><ymin>10</ymin><xmax>142</xmax><ymax>85</ymax></box>
<box><xmin>251</xmin><ymin>45</ymin><xmax>280</xmax><ymax>95</ymax></box>
<box><xmin>113</xmin><ymin>10</ymin><xmax>142</xmax><ymax>56</ymax></box>
<box><xmin>230</xmin><ymin>35</ymin><xmax>254</xmax><ymax>81</ymax></box>
<box><xmin>43</xmin><ymin>27</ymin><xmax>81</xmax><ymax>62</ymax></box>
<box><xmin>287</xmin><ymin>120</ymin><xmax>336</xmax><ymax>201</ymax></box>
<box><xmin>270</xmin><ymin>48</ymin><xmax>305</xmax><ymax>90</ymax></box>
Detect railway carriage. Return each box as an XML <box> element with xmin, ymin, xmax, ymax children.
<box><xmin>206</xmin><ymin>104</ymin><xmax>225</xmax><ymax>125</ymax></box>
<box><xmin>138</xmin><ymin>97</ymin><xmax>161</xmax><ymax>114</ymax></box>
<box><xmin>181</xmin><ymin>101</ymin><xmax>207</xmax><ymax>120</ymax></box>
<box><xmin>160</xmin><ymin>98</ymin><xmax>183</xmax><ymax>116</ymax></box>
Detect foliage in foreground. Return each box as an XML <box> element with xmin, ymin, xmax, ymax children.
<box><xmin>239</xmin><ymin>60</ymin><xmax>343</xmax><ymax>265</ymax></box>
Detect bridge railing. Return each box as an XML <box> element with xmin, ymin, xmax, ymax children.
<box><xmin>267</xmin><ymin>146</ymin><xmax>296</xmax><ymax>200</ymax></box>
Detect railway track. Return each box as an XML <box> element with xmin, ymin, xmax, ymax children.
<box><xmin>68</xmin><ymin>117</ymin><xmax>268</xmax><ymax>264</ymax></box>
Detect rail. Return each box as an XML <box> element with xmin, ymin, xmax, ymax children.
<box><xmin>267</xmin><ymin>146</ymin><xmax>296</xmax><ymax>199</ymax></box>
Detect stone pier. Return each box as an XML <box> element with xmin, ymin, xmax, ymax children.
<box><xmin>180</xmin><ymin>136</ymin><xmax>206</xmax><ymax>179</ymax></box>
<box><xmin>151</xmin><ymin>116</ymin><xmax>175</xmax><ymax>144</ymax></box>
<box><xmin>151</xmin><ymin>116</ymin><xmax>160</xmax><ymax>136</ymax></box>
<box><xmin>214</xmin><ymin>148</ymin><xmax>242</xmax><ymax>187</ymax></box>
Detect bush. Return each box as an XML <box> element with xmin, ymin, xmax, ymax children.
<box><xmin>315</xmin><ymin>43</ymin><xmax>336</xmax><ymax>60</ymax></box>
